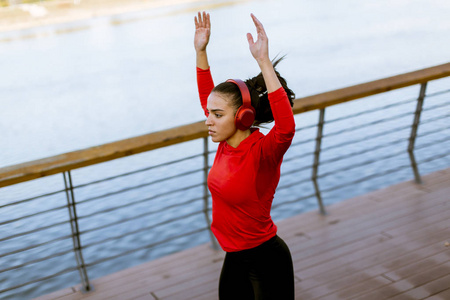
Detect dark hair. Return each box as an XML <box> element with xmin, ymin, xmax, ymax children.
<box><xmin>212</xmin><ymin>56</ymin><xmax>295</xmax><ymax>127</ymax></box>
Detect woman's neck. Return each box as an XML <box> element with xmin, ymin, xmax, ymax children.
<box><xmin>226</xmin><ymin>129</ymin><xmax>252</xmax><ymax>148</ymax></box>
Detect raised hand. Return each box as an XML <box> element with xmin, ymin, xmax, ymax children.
<box><xmin>194</xmin><ymin>11</ymin><xmax>211</xmax><ymax>53</ymax></box>
<box><xmin>247</xmin><ymin>14</ymin><xmax>281</xmax><ymax>93</ymax></box>
<box><xmin>247</xmin><ymin>14</ymin><xmax>270</xmax><ymax>64</ymax></box>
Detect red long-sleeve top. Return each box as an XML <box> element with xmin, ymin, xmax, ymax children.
<box><xmin>197</xmin><ymin>67</ymin><xmax>295</xmax><ymax>252</ymax></box>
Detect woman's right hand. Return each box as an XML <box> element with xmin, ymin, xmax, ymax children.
<box><xmin>194</xmin><ymin>11</ymin><xmax>211</xmax><ymax>52</ymax></box>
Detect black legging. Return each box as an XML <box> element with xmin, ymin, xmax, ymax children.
<box><xmin>219</xmin><ymin>235</ymin><xmax>295</xmax><ymax>300</ymax></box>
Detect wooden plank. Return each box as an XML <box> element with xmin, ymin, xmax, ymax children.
<box><xmin>424</xmin><ymin>288</ymin><xmax>450</xmax><ymax>300</ymax></box>
<box><xmin>376</xmin><ymin>270</ymin><xmax>450</xmax><ymax>300</ymax></box>
<box><xmin>278</xmin><ymin>182</ymin><xmax>428</xmax><ymax>245</ymax></box>
<box><xmin>292</xmin><ymin>62</ymin><xmax>450</xmax><ymax>114</ymax></box>
<box><xmin>320</xmin><ymin>248</ymin><xmax>450</xmax><ymax>300</ymax></box>
<box><xmin>279</xmin><ymin>170</ymin><xmax>443</xmax><ymax>239</ymax></box>
<box><xmin>318</xmin><ymin>275</ymin><xmax>393</xmax><ymax>300</ymax></box>
<box><xmin>154</xmin><ymin>270</ymin><xmax>220</xmax><ymax>299</ymax></box>
<box><xmin>110</xmin><ymin>261</ymin><xmax>221</xmax><ymax>300</ymax></box>
<box><xmin>59</xmin><ymin>245</ymin><xmax>224</xmax><ymax>300</ymax></box>
<box><xmin>383</xmin><ymin>251</ymin><xmax>450</xmax><ymax>283</ymax></box>
<box><xmin>289</xmin><ymin>191</ymin><xmax>449</xmax><ymax>270</ymax></box>
<box><xmin>295</xmin><ymin>224</ymin><xmax>449</xmax><ymax>281</ymax></box>
<box><xmin>35</xmin><ymin>243</ymin><xmax>224</xmax><ymax>300</ymax></box>
<box><xmin>296</xmin><ymin>239</ymin><xmax>447</xmax><ymax>294</ymax></box>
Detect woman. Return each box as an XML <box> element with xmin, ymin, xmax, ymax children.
<box><xmin>194</xmin><ymin>11</ymin><xmax>296</xmax><ymax>299</ymax></box>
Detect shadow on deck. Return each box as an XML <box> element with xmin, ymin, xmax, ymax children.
<box><xmin>36</xmin><ymin>168</ymin><xmax>450</xmax><ymax>300</ymax></box>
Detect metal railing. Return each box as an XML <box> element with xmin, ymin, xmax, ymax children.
<box><xmin>0</xmin><ymin>62</ymin><xmax>449</xmax><ymax>299</ymax></box>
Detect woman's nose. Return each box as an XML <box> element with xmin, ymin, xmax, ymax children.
<box><xmin>205</xmin><ymin>114</ymin><xmax>212</xmax><ymax>126</ymax></box>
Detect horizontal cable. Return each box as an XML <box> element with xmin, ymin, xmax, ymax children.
<box><xmin>320</xmin><ymin>124</ymin><xmax>450</xmax><ymax>168</ymax></box>
<box><xmin>78</xmin><ymin>183</ymin><xmax>204</xmax><ymax>220</ymax></box>
<box><xmin>280</xmin><ymin>166</ymin><xmax>314</xmax><ymax>181</ymax></box>
<box><xmin>73</xmin><ymin>153</ymin><xmax>204</xmax><ymax>189</ymax></box>
<box><xmin>0</xmin><ymin>234</ymin><xmax>72</xmax><ymax>259</ymax></box>
<box><xmin>426</xmin><ymin>88</ymin><xmax>450</xmax><ymax>98</ymax></box>
<box><xmin>295</xmin><ymin>122</ymin><xmax>318</xmax><ymax>132</ymax></box>
<box><xmin>417</xmin><ymin>124</ymin><xmax>450</xmax><ymax>139</ymax></box>
<box><xmin>323</xmin><ymin>110</ymin><xmax>413</xmax><ymax>139</ymax></box>
<box><xmin>83</xmin><ymin>209</ymin><xmax>204</xmax><ymax>249</ymax></box>
<box><xmin>318</xmin><ymin>108</ymin><xmax>448</xmax><ymax>155</ymax></box>
<box><xmin>320</xmin><ymin>150</ymin><xmax>450</xmax><ymax>195</ymax></box>
<box><xmin>416</xmin><ymin>136</ymin><xmax>450</xmax><ymax>151</ymax></box>
<box><xmin>322</xmin><ymin>123</ymin><xmax>410</xmax><ymax>153</ymax></box>
<box><xmin>417</xmin><ymin>150</ymin><xmax>450</xmax><ymax>164</ymax></box>
<box><xmin>420</xmin><ymin>113</ymin><xmax>449</xmax><ymax>125</ymax></box>
<box><xmin>85</xmin><ymin>227</ymin><xmax>208</xmax><ymax>267</ymax></box>
<box><xmin>0</xmin><ymin>188</ymin><xmax>65</xmax><ymax>209</ymax></box>
<box><xmin>0</xmin><ymin>220</ymin><xmax>69</xmax><ymax>243</ymax></box>
<box><xmin>290</xmin><ymin>137</ymin><xmax>316</xmax><ymax>148</ymax></box>
<box><xmin>281</xmin><ymin>163</ymin><xmax>314</xmax><ymax>176</ymax></box>
<box><xmin>422</xmin><ymin>100</ymin><xmax>450</xmax><ymax>112</ymax></box>
<box><xmin>0</xmin><ymin>204</ymin><xmax>67</xmax><ymax>226</ymax></box>
<box><xmin>282</xmin><ymin>127</ymin><xmax>449</xmax><ymax>184</ymax></box>
<box><xmin>283</xmin><ymin>151</ymin><xmax>315</xmax><ymax>164</ymax></box>
<box><xmin>320</xmin><ymin>113</ymin><xmax>449</xmax><ymax>154</ymax></box>
<box><xmin>321</xmin><ymin>163</ymin><xmax>411</xmax><ymax>194</ymax></box>
<box><xmin>81</xmin><ymin>196</ymin><xmax>203</xmax><ymax>235</ymax></box>
<box><xmin>277</xmin><ymin>178</ymin><xmax>311</xmax><ymax>192</ymax></box>
<box><xmin>318</xmin><ymin>148</ymin><xmax>406</xmax><ymax>179</ymax></box>
<box><xmin>77</xmin><ymin>167</ymin><xmax>204</xmax><ymax>205</ymax></box>
<box><xmin>321</xmin><ymin>137</ymin><xmax>406</xmax><ymax>166</ymax></box>
<box><xmin>326</xmin><ymin>96</ymin><xmax>416</xmax><ymax>124</ymax></box>
<box><xmin>0</xmin><ymin>247</ymin><xmax>73</xmax><ymax>274</ymax></box>
<box><xmin>0</xmin><ymin>266</ymin><xmax>78</xmax><ymax>294</ymax></box>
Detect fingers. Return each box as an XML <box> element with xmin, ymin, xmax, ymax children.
<box><xmin>250</xmin><ymin>13</ymin><xmax>266</xmax><ymax>38</ymax></box>
<box><xmin>246</xmin><ymin>33</ymin><xmax>254</xmax><ymax>45</ymax></box>
<box><xmin>205</xmin><ymin>12</ymin><xmax>210</xmax><ymax>29</ymax></box>
<box><xmin>195</xmin><ymin>11</ymin><xmax>210</xmax><ymax>29</ymax></box>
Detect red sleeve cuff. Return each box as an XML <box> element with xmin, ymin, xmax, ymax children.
<box><xmin>197</xmin><ymin>67</ymin><xmax>210</xmax><ymax>72</ymax></box>
<box><xmin>268</xmin><ymin>87</ymin><xmax>288</xmax><ymax>102</ymax></box>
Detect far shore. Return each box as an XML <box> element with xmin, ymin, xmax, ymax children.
<box><xmin>0</xmin><ymin>0</ymin><xmax>215</xmax><ymax>33</ymax></box>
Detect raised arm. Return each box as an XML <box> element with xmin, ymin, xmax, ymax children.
<box><xmin>194</xmin><ymin>11</ymin><xmax>211</xmax><ymax>70</ymax></box>
<box><xmin>247</xmin><ymin>14</ymin><xmax>282</xmax><ymax>93</ymax></box>
<box><xmin>194</xmin><ymin>11</ymin><xmax>214</xmax><ymax>115</ymax></box>
<box><xmin>247</xmin><ymin>14</ymin><xmax>295</xmax><ymax>160</ymax></box>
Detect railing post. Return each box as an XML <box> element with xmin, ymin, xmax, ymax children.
<box><xmin>312</xmin><ymin>108</ymin><xmax>327</xmax><ymax>215</ymax></box>
<box><xmin>408</xmin><ymin>82</ymin><xmax>427</xmax><ymax>184</ymax></box>
<box><xmin>63</xmin><ymin>171</ymin><xmax>92</xmax><ymax>292</ymax></box>
<box><xmin>202</xmin><ymin>137</ymin><xmax>219</xmax><ymax>250</ymax></box>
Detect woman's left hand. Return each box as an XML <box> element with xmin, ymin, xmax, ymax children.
<box><xmin>247</xmin><ymin>14</ymin><xmax>270</xmax><ymax>64</ymax></box>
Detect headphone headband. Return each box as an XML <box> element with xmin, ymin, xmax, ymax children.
<box><xmin>226</xmin><ymin>79</ymin><xmax>252</xmax><ymax>109</ymax></box>
<box><xmin>227</xmin><ymin>79</ymin><xmax>255</xmax><ymax>131</ymax></box>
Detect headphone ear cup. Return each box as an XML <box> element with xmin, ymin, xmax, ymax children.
<box><xmin>235</xmin><ymin>106</ymin><xmax>256</xmax><ymax>131</ymax></box>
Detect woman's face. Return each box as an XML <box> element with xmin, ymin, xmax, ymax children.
<box><xmin>205</xmin><ymin>92</ymin><xmax>237</xmax><ymax>143</ymax></box>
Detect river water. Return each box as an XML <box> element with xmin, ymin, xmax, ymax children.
<box><xmin>0</xmin><ymin>0</ymin><xmax>449</xmax><ymax>298</ymax></box>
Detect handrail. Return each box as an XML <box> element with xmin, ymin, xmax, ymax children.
<box><xmin>1</xmin><ymin>62</ymin><xmax>449</xmax><ymax>188</ymax></box>
<box><xmin>292</xmin><ymin>62</ymin><xmax>450</xmax><ymax>113</ymax></box>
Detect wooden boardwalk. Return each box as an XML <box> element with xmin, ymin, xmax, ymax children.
<box><xmin>36</xmin><ymin>168</ymin><xmax>450</xmax><ymax>300</ymax></box>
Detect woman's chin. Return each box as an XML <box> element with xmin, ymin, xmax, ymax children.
<box><xmin>211</xmin><ymin>136</ymin><xmax>220</xmax><ymax>143</ymax></box>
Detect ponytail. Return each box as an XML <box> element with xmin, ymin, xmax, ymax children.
<box><xmin>212</xmin><ymin>56</ymin><xmax>295</xmax><ymax>127</ymax></box>
<box><xmin>245</xmin><ymin>56</ymin><xmax>295</xmax><ymax>126</ymax></box>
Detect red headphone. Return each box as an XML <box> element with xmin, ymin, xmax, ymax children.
<box><xmin>227</xmin><ymin>79</ymin><xmax>256</xmax><ymax>131</ymax></box>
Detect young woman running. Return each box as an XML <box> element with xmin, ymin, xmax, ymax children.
<box><xmin>194</xmin><ymin>11</ymin><xmax>296</xmax><ymax>299</ymax></box>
